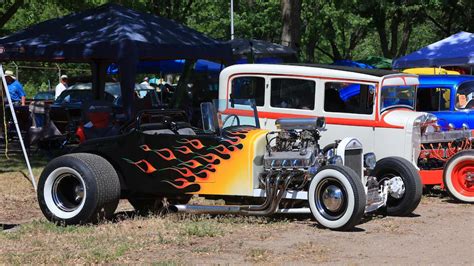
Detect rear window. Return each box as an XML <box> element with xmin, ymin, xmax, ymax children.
<box><xmin>270</xmin><ymin>78</ymin><xmax>315</xmax><ymax>110</ymax></box>
<box><xmin>324</xmin><ymin>82</ymin><xmax>375</xmax><ymax>114</ymax></box>
<box><xmin>231</xmin><ymin>76</ymin><xmax>265</xmax><ymax>106</ymax></box>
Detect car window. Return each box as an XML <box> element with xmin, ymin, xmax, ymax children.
<box><xmin>231</xmin><ymin>76</ymin><xmax>265</xmax><ymax>106</ymax></box>
<box><xmin>456</xmin><ymin>81</ymin><xmax>474</xmax><ymax>109</ymax></box>
<box><xmin>417</xmin><ymin>87</ymin><xmax>451</xmax><ymax>111</ymax></box>
<box><xmin>270</xmin><ymin>78</ymin><xmax>315</xmax><ymax>110</ymax></box>
<box><xmin>324</xmin><ymin>82</ymin><xmax>375</xmax><ymax>114</ymax></box>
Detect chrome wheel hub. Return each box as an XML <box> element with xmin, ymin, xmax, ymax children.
<box><xmin>52</xmin><ymin>173</ymin><xmax>85</xmax><ymax>212</ymax></box>
<box><xmin>322</xmin><ymin>185</ymin><xmax>344</xmax><ymax>212</ymax></box>
<box><xmin>386</xmin><ymin>176</ymin><xmax>405</xmax><ymax>199</ymax></box>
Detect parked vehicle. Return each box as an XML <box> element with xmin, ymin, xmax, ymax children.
<box><xmin>416</xmin><ymin>75</ymin><xmax>474</xmax><ymax>130</ymax></box>
<box><xmin>37</xmin><ymin>100</ymin><xmax>422</xmax><ymax>230</ymax></box>
<box><xmin>49</xmin><ymin>82</ymin><xmax>161</xmax><ymax>141</ymax></box>
<box><xmin>33</xmin><ymin>91</ymin><xmax>55</xmax><ymax>101</ymax></box>
<box><xmin>218</xmin><ymin>64</ymin><xmax>473</xmax><ymax>203</ymax></box>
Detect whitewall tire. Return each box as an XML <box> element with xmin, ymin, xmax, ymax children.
<box><xmin>38</xmin><ymin>153</ymin><xmax>121</xmax><ymax>225</ymax></box>
<box><xmin>308</xmin><ymin>165</ymin><xmax>366</xmax><ymax>231</ymax></box>
<box><xmin>443</xmin><ymin>150</ymin><xmax>474</xmax><ymax>203</ymax></box>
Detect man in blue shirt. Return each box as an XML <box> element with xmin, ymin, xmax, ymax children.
<box><xmin>4</xmin><ymin>70</ymin><xmax>26</xmax><ymax>106</ymax></box>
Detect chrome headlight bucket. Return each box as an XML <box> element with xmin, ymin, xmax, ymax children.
<box><xmin>328</xmin><ymin>155</ymin><xmax>343</xmax><ymax>165</ymax></box>
<box><xmin>363</xmin><ymin>152</ymin><xmax>377</xmax><ymax>170</ymax></box>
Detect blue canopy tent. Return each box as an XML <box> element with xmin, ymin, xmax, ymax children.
<box><xmin>107</xmin><ymin>59</ymin><xmax>223</xmax><ymax>75</ymax></box>
<box><xmin>393</xmin><ymin>31</ymin><xmax>474</xmax><ymax>69</ymax></box>
<box><xmin>332</xmin><ymin>60</ymin><xmax>375</xmax><ymax>69</ymax></box>
<box><xmin>0</xmin><ymin>3</ymin><xmax>232</xmax><ymax>118</ymax></box>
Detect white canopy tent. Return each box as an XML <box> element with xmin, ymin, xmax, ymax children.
<box><xmin>0</xmin><ymin>64</ymin><xmax>37</xmax><ymax>190</ymax></box>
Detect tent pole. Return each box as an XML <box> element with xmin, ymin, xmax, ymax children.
<box><xmin>0</xmin><ymin>64</ymin><xmax>37</xmax><ymax>191</ymax></box>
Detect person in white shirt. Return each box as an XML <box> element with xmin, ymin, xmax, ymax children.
<box><xmin>55</xmin><ymin>75</ymin><xmax>68</xmax><ymax>99</ymax></box>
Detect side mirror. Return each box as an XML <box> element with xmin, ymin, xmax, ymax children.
<box><xmin>201</xmin><ymin>102</ymin><xmax>218</xmax><ymax>133</ymax></box>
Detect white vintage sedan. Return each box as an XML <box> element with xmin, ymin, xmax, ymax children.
<box><xmin>218</xmin><ymin>64</ymin><xmax>473</xmax><ymax>203</ymax></box>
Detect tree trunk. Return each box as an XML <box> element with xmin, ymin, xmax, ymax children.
<box><xmin>0</xmin><ymin>0</ymin><xmax>24</xmax><ymax>30</ymax></box>
<box><xmin>281</xmin><ymin>0</ymin><xmax>302</xmax><ymax>54</ymax></box>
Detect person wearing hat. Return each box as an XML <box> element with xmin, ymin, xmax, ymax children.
<box><xmin>55</xmin><ymin>74</ymin><xmax>68</xmax><ymax>99</ymax></box>
<box><xmin>4</xmin><ymin>70</ymin><xmax>26</xmax><ymax>106</ymax></box>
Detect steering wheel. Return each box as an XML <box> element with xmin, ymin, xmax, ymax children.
<box><xmin>222</xmin><ymin>114</ymin><xmax>240</xmax><ymax>128</ymax></box>
<box><xmin>381</xmin><ymin>104</ymin><xmax>415</xmax><ymax>113</ymax></box>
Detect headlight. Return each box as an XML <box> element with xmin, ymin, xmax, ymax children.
<box><xmin>363</xmin><ymin>153</ymin><xmax>377</xmax><ymax>170</ymax></box>
<box><xmin>448</xmin><ymin>123</ymin><xmax>455</xmax><ymax>131</ymax></box>
<box><xmin>462</xmin><ymin>123</ymin><xmax>469</xmax><ymax>130</ymax></box>
<box><xmin>417</xmin><ymin>113</ymin><xmax>440</xmax><ymax>135</ymax></box>
<box><xmin>328</xmin><ymin>155</ymin><xmax>343</xmax><ymax>165</ymax></box>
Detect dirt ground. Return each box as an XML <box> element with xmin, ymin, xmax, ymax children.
<box><xmin>0</xmin><ymin>170</ymin><xmax>473</xmax><ymax>264</ymax></box>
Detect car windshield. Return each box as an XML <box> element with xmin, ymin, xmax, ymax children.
<box><xmin>202</xmin><ymin>99</ymin><xmax>259</xmax><ymax>132</ymax></box>
<box><xmin>217</xmin><ymin>99</ymin><xmax>259</xmax><ymax>129</ymax></box>
<box><xmin>34</xmin><ymin>91</ymin><xmax>54</xmax><ymax>100</ymax></box>
<box><xmin>456</xmin><ymin>81</ymin><xmax>474</xmax><ymax>109</ymax></box>
<box><xmin>380</xmin><ymin>85</ymin><xmax>416</xmax><ymax>111</ymax></box>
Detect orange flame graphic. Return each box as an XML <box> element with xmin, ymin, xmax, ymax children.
<box><xmin>178</xmin><ymin>139</ymin><xmax>205</xmax><ymax>149</ymax></box>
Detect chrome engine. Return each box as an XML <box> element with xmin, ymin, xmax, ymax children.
<box><xmin>260</xmin><ymin>118</ymin><xmax>387</xmax><ymax>213</ymax></box>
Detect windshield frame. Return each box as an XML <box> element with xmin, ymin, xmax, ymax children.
<box><xmin>380</xmin><ymin>85</ymin><xmax>417</xmax><ymax>112</ymax></box>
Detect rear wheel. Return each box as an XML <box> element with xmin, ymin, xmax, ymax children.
<box><xmin>443</xmin><ymin>150</ymin><xmax>474</xmax><ymax>203</ymax></box>
<box><xmin>308</xmin><ymin>165</ymin><xmax>366</xmax><ymax>231</ymax></box>
<box><xmin>38</xmin><ymin>153</ymin><xmax>121</xmax><ymax>225</ymax></box>
<box><xmin>371</xmin><ymin>157</ymin><xmax>422</xmax><ymax>216</ymax></box>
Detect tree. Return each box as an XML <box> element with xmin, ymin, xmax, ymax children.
<box><xmin>425</xmin><ymin>0</ymin><xmax>474</xmax><ymax>37</ymax></box>
<box><xmin>358</xmin><ymin>1</ymin><xmax>428</xmax><ymax>59</ymax></box>
<box><xmin>281</xmin><ymin>0</ymin><xmax>302</xmax><ymax>53</ymax></box>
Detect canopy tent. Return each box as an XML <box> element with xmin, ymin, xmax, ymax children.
<box><xmin>393</xmin><ymin>31</ymin><xmax>474</xmax><ymax>69</ymax></box>
<box><xmin>0</xmin><ymin>4</ymin><xmax>231</xmax><ymax>190</ymax></box>
<box><xmin>0</xmin><ymin>3</ymin><xmax>232</xmax><ymax>117</ymax></box>
<box><xmin>228</xmin><ymin>38</ymin><xmax>297</xmax><ymax>63</ymax></box>
<box><xmin>107</xmin><ymin>59</ymin><xmax>223</xmax><ymax>75</ymax></box>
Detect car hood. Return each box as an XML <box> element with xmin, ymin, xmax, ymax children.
<box><xmin>381</xmin><ymin>109</ymin><xmax>427</xmax><ymax>128</ymax></box>
<box><xmin>430</xmin><ymin>110</ymin><xmax>473</xmax><ymax>130</ymax></box>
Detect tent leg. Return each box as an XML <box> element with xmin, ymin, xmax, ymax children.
<box><xmin>0</xmin><ymin>64</ymin><xmax>37</xmax><ymax>191</ymax></box>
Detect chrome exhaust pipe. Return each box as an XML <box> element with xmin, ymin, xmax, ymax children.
<box><xmin>171</xmin><ymin>172</ymin><xmax>295</xmax><ymax>216</ymax></box>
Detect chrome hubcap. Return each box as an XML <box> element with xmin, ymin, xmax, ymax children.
<box><xmin>322</xmin><ymin>185</ymin><xmax>344</xmax><ymax>212</ymax></box>
<box><xmin>315</xmin><ymin>177</ymin><xmax>347</xmax><ymax>221</ymax></box>
<box><xmin>52</xmin><ymin>173</ymin><xmax>85</xmax><ymax>212</ymax></box>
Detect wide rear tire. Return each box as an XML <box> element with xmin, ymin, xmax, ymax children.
<box><xmin>371</xmin><ymin>157</ymin><xmax>422</xmax><ymax>216</ymax></box>
<box><xmin>443</xmin><ymin>150</ymin><xmax>474</xmax><ymax>203</ymax></box>
<box><xmin>308</xmin><ymin>165</ymin><xmax>366</xmax><ymax>231</ymax></box>
<box><xmin>38</xmin><ymin>153</ymin><xmax>121</xmax><ymax>225</ymax></box>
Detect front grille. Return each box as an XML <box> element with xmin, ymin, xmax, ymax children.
<box><xmin>345</xmin><ymin>149</ymin><xmax>362</xmax><ymax>177</ymax></box>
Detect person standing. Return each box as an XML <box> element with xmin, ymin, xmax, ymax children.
<box><xmin>4</xmin><ymin>70</ymin><xmax>26</xmax><ymax>106</ymax></box>
<box><xmin>55</xmin><ymin>74</ymin><xmax>68</xmax><ymax>99</ymax></box>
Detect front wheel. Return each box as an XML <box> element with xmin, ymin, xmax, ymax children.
<box><xmin>308</xmin><ymin>165</ymin><xmax>366</xmax><ymax>231</ymax></box>
<box><xmin>371</xmin><ymin>157</ymin><xmax>422</xmax><ymax>216</ymax></box>
<box><xmin>443</xmin><ymin>150</ymin><xmax>474</xmax><ymax>203</ymax></box>
<box><xmin>37</xmin><ymin>153</ymin><xmax>121</xmax><ymax>225</ymax></box>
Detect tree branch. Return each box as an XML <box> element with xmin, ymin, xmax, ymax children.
<box><xmin>0</xmin><ymin>0</ymin><xmax>24</xmax><ymax>30</ymax></box>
